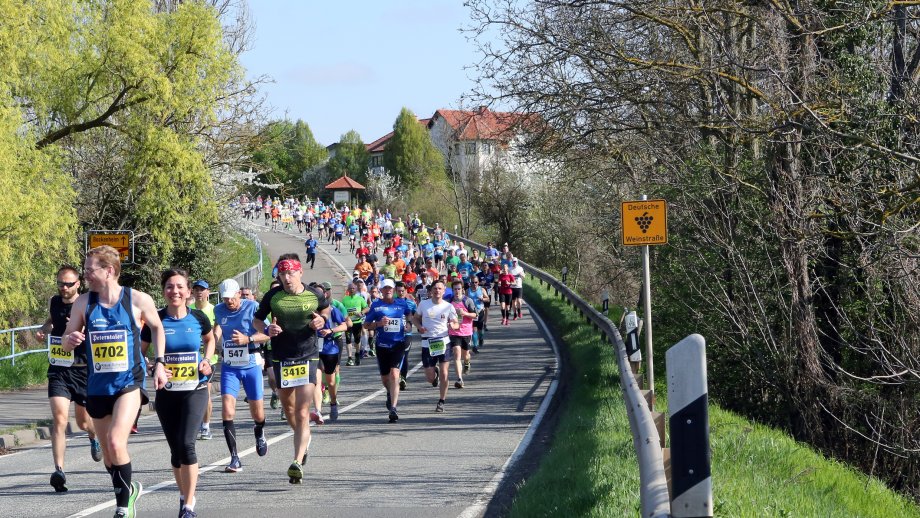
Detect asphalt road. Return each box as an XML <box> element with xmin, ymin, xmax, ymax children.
<box><xmin>0</xmin><ymin>221</ymin><xmax>558</xmax><ymax>518</ymax></box>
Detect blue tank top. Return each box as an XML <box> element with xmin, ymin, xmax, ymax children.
<box><xmin>84</xmin><ymin>288</ymin><xmax>145</xmax><ymax>397</ymax></box>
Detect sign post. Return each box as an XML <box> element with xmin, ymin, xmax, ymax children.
<box><xmin>621</xmin><ymin>196</ymin><xmax>667</xmax><ymax>404</ymax></box>
<box><xmin>86</xmin><ymin>230</ymin><xmax>135</xmax><ymax>264</ymax></box>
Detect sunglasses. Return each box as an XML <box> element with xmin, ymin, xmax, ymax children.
<box><xmin>57</xmin><ymin>281</ymin><xmax>78</xmax><ymax>288</ymax></box>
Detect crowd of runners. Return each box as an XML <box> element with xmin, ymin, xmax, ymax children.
<box><xmin>36</xmin><ymin>194</ymin><xmax>527</xmax><ymax>518</ymax></box>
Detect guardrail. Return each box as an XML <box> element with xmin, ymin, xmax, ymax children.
<box><xmin>0</xmin><ymin>325</ymin><xmax>44</xmax><ymax>365</ymax></box>
<box><xmin>1</xmin><ymin>231</ymin><xmax>264</xmax><ymax>365</ymax></box>
<box><xmin>448</xmin><ymin>233</ymin><xmax>672</xmax><ymax>518</ymax></box>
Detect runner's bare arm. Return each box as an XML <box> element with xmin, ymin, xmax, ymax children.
<box><xmin>135</xmin><ymin>291</ymin><xmax>168</xmax><ymax>389</ymax></box>
<box><xmin>62</xmin><ymin>294</ymin><xmax>89</xmax><ymax>352</ymax></box>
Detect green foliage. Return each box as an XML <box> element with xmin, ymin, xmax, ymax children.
<box><xmin>326</xmin><ymin>130</ymin><xmax>370</xmax><ymax>186</ymax></box>
<box><xmin>517</xmin><ymin>279</ymin><xmax>920</xmax><ymax>517</ymax></box>
<box><xmin>382</xmin><ymin>107</ymin><xmax>446</xmax><ymax>190</ymax></box>
<box><xmin>251</xmin><ymin>119</ymin><xmax>328</xmax><ymax>195</ymax></box>
<box><xmin>0</xmin><ymin>102</ymin><xmax>78</xmax><ymax>327</ymax></box>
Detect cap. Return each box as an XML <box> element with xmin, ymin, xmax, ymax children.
<box><xmin>192</xmin><ymin>279</ymin><xmax>210</xmax><ymax>290</ymax></box>
<box><xmin>381</xmin><ymin>279</ymin><xmax>396</xmax><ymax>289</ymax></box>
<box><xmin>217</xmin><ymin>279</ymin><xmax>240</xmax><ymax>298</ymax></box>
<box><xmin>320</xmin><ymin>281</ymin><xmax>332</xmax><ymax>291</ymax></box>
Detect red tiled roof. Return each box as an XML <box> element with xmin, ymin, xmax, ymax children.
<box><xmin>325</xmin><ymin>175</ymin><xmax>366</xmax><ymax>190</ymax></box>
<box><xmin>365</xmin><ymin>118</ymin><xmax>431</xmax><ymax>153</ymax></box>
<box><xmin>429</xmin><ymin>107</ymin><xmax>534</xmax><ymax>141</ymax></box>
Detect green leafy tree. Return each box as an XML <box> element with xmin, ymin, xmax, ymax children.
<box><xmin>383</xmin><ymin>107</ymin><xmax>446</xmax><ymax>191</ymax></box>
<box><xmin>251</xmin><ymin>119</ymin><xmax>327</xmax><ymax>196</ymax></box>
<box><xmin>327</xmin><ymin>130</ymin><xmax>370</xmax><ymax>186</ymax></box>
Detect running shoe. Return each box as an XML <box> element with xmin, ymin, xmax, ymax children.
<box><xmin>310</xmin><ymin>411</ymin><xmax>325</xmax><ymax>425</ymax></box>
<box><xmin>179</xmin><ymin>506</ymin><xmax>198</xmax><ymax>518</ymax></box>
<box><xmin>197</xmin><ymin>428</ymin><xmax>213</xmax><ymax>441</ymax></box>
<box><xmin>455</xmin><ymin>379</ymin><xmax>464</xmax><ymax>389</ymax></box>
<box><xmin>354</xmin><ymin>354</ymin><xmax>361</xmax><ymax>366</ymax></box>
<box><xmin>114</xmin><ymin>510</ymin><xmax>127</xmax><ymax>518</ymax></box>
<box><xmin>322</xmin><ymin>388</ymin><xmax>331</xmax><ymax>405</ymax></box>
<box><xmin>288</xmin><ymin>461</ymin><xmax>304</xmax><ymax>484</ymax></box>
<box><xmin>388</xmin><ymin>408</ymin><xmax>399</xmax><ymax>423</ymax></box>
<box><xmin>346</xmin><ymin>357</ymin><xmax>355</xmax><ymax>366</ymax></box>
<box><xmin>436</xmin><ymin>400</ymin><xmax>444</xmax><ymax>413</ymax></box>
<box><xmin>329</xmin><ymin>403</ymin><xmax>339</xmax><ymax>422</ymax></box>
<box><xmin>255</xmin><ymin>427</ymin><xmax>268</xmax><ymax>457</ymax></box>
<box><xmin>368</xmin><ymin>348</ymin><xmax>376</xmax><ymax>358</ymax></box>
<box><xmin>463</xmin><ymin>362</ymin><xmax>470</xmax><ymax>374</ymax></box>
<box><xmin>472</xmin><ymin>347</ymin><xmax>480</xmax><ymax>355</ymax></box>
<box><xmin>399</xmin><ymin>376</ymin><xmax>407</xmax><ymax>390</ymax></box>
<box><xmin>126</xmin><ymin>480</ymin><xmax>142</xmax><ymax>518</ymax></box>
<box><xmin>50</xmin><ymin>468</ymin><xmax>67</xmax><ymax>492</ymax></box>
<box><xmin>270</xmin><ymin>392</ymin><xmax>279</xmax><ymax>409</ymax></box>
<box><xmin>225</xmin><ymin>455</ymin><xmax>242</xmax><ymax>473</ymax></box>
<box><xmin>90</xmin><ymin>438</ymin><xmax>103</xmax><ymax>462</ymax></box>
<box><xmin>130</xmin><ymin>424</ymin><xmax>138</xmax><ymax>434</ymax></box>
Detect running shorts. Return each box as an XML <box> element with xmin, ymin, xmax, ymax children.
<box><xmin>221</xmin><ymin>364</ymin><xmax>264</xmax><ymax>401</ymax></box>
<box><xmin>511</xmin><ymin>287</ymin><xmax>522</xmax><ymax>300</ymax></box>
<box><xmin>47</xmin><ymin>368</ymin><xmax>89</xmax><ymax>406</ymax></box>
<box><xmin>318</xmin><ymin>351</ymin><xmax>341</xmax><ymax>375</ymax></box>
<box><xmin>86</xmin><ymin>386</ymin><xmax>149</xmax><ymax>419</ymax></box>
<box><xmin>272</xmin><ymin>358</ymin><xmax>319</xmax><ymax>388</ymax></box>
<box><xmin>499</xmin><ymin>292</ymin><xmax>512</xmax><ymax>305</ymax></box>
<box><xmin>375</xmin><ymin>341</ymin><xmax>407</xmax><ymax>376</ymax></box>
<box><xmin>450</xmin><ymin>335</ymin><xmax>472</xmax><ymax>351</ymax></box>
<box><xmin>421</xmin><ymin>340</ymin><xmax>452</xmax><ymax>367</ymax></box>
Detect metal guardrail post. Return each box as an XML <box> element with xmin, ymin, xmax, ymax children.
<box><xmin>666</xmin><ymin>334</ymin><xmax>712</xmax><ymax>517</ymax></box>
<box><xmin>10</xmin><ymin>331</ymin><xmax>15</xmax><ymax>367</ymax></box>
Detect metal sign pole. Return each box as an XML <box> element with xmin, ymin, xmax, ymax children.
<box><xmin>641</xmin><ymin>194</ymin><xmax>655</xmax><ymax>405</ymax></box>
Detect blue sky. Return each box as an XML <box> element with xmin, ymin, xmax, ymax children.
<box><xmin>238</xmin><ymin>1</ymin><xmax>483</xmax><ymax>146</ymax></box>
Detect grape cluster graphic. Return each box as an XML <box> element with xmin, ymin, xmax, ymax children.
<box><xmin>635</xmin><ymin>212</ymin><xmax>653</xmax><ymax>233</ymax></box>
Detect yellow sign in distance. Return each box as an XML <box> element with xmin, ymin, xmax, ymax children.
<box><xmin>87</xmin><ymin>231</ymin><xmax>132</xmax><ymax>262</ymax></box>
<box><xmin>621</xmin><ymin>199</ymin><xmax>668</xmax><ymax>246</ymax></box>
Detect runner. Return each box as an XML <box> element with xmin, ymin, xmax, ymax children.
<box><xmin>341</xmin><ymin>283</ymin><xmax>369</xmax><ymax>366</ymax></box>
<box><xmin>395</xmin><ymin>282</ymin><xmax>417</xmax><ymax>390</ymax></box>
<box><xmin>251</xmin><ymin>255</ymin><xmax>328</xmax><ymax>484</ymax></box>
<box><xmin>477</xmin><ymin>260</ymin><xmax>495</xmax><ymax>331</ymax></box>
<box><xmin>497</xmin><ymin>264</ymin><xmax>515</xmax><ymax>326</ymax></box>
<box><xmin>190</xmin><ymin>280</ymin><xmax>216</xmax><ymax>441</ymax></box>
<box><xmin>467</xmin><ymin>275</ymin><xmax>488</xmax><ymax>352</ymax></box>
<box><xmin>37</xmin><ymin>265</ymin><xmax>101</xmax><ymax>493</ymax></box>
<box><xmin>315</xmin><ymin>282</ymin><xmax>348</xmax><ymax>422</ymax></box>
<box><xmin>212</xmin><ymin>279</ymin><xmax>268</xmax><ymax>473</ymax></box>
<box><xmin>333</xmin><ymin>219</ymin><xmax>345</xmax><ymax>253</ymax></box>
<box><xmin>304</xmin><ymin>234</ymin><xmax>318</xmax><ymax>270</ymax></box>
<box><xmin>62</xmin><ymin>245</ymin><xmax>166</xmax><ymax>518</ymax></box>
<box><xmin>448</xmin><ymin>280</ymin><xmax>478</xmax><ymax>385</ymax></box>
<box><xmin>510</xmin><ymin>257</ymin><xmax>526</xmax><ymax>320</ymax></box>
<box><xmin>412</xmin><ymin>280</ymin><xmax>459</xmax><ymax>413</ymax></box>
<box><xmin>142</xmin><ymin>269</ymin><xmax>214</xmax><ymax>518</ymax></box>
<box><xmin>363</xmin><ymin>279</ymin><xmax>413</xmax><ymax>422</ymax></box>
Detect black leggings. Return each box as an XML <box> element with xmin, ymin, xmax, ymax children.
<box><xmin>345</xmin><ymin>323</ymin><xmax>363</xmax><ymax>345</ymax></box>
<box><xmin>156</xmin><ymin>388</ymin><xmax>208</xmax><ymax>468</ymax></box>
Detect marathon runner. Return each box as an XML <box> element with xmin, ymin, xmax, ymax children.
<box><xmin>363</xmin><ymin>279</ymin><xmax>413</xmax><ymax>422</ymax></box>
<box><xmin>448</xmin><ymin>280</ymin><xmax>478</xmax><ymax>386</ymax></box>
<box><xmin>212</xmin><ymin>279</ymin><xmax>268</xmax><ymax>473</ymax></box>
<box><xmin>394</xmin><ymin>281</ymin><xmax>417</xmax><ymax>390</ymax></box>
<box><xmin>190</xmin><ymin>280</ymin><xmax>216</xmax><ymax>441</ymax></box>
<box><xmin>510</xmin><ymin>257</ymin><xmax>526</xmax><ymax>320</ymax></box>
<box><xmin>142</xmin><ymin>269</ymin><xmax>214</xmax><ymax>518</ymax></box>
<box><xmin>412</xmin><ymin>280</ymin><xmax>459</xmax><ymax>413</ymax></box>
<box><xmin>252</xmin><ymin>254</ymin><xmax>328</xmax><ymax>484</ymax></box>
<box><xmin>341</xmin><ymin>283</ymin><xmax>369</xmax><ymax>366</ymax></box>
<box><xmin>37</xmin><ymin>265</ymin><xmax>102</xmax><ymax>493</ymax></box>
<box><xmin>314</xmin><ymin>282</ymin><xmax>348</xmax><ymax>422</ymax></box>
<box><xmin>63</xmin><ymin>245</ymin><xmax>167</xmax><ymax>518</ymax></box>
<box><xmin>304</xmin><ymin>234</ymin><xmax>318</xmax><ymax>270</ymax></box>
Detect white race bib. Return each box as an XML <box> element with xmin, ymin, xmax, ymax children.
<box><xmin>280</xmin><ymin>359</ymin><xmax>311</xmax><ymax>388</ymax></box>
<box><xmin>383</xmin><ymin>318</ymin><xmax>402</xmax><ymax>334</ymax></box>
<box><xmin>48</xmin><ymin>336</ymin><xmax>74</xmax><ymax>367</ymax></box>
<box><xmin>164</xmin><ymin>351</ymin><xmax>199</xmax><ymax>391</ymax></box>
<box><xmin>426</xmin><ymin>337</ymin><xmax>447</xmax><ymax>356</ymax></box>
<box><xmin>223</xmin><ymin>342</ymin><xmax>250</xmax><ymax>367</ymax></box>
<box><xmin>89</xmin><ymin>330</ymin><xmax>129</xmax><ymax>373</ymax></box>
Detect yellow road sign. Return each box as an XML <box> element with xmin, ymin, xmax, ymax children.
<box><xmin>621</xmin><ymin>199</ymin><xmax>668</xmax><ymax>246</ymax></box>
<box><xmin>87</xmin><ymin>231</ymin><xmax>133</xmax><ymax>262</ymax></box>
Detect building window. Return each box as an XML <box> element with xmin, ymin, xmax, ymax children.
<box><xmin>454</xmin><ymin>143</ymin><xmax>461</xmax><ymax>155</ymax></box>
<box><xmin>466</xmin><ymin>142</ymin><xmax>477</xmax><ymax>154</ymax></box>
<box><xmin>482</xmin><ymin>141</ymin><xmax>492</xmax><ymax>154</ymax></box>
<box><xmin>370</xmin><ymin>156</ymin><xmax>381</xmax><ymax>167</ymax></box>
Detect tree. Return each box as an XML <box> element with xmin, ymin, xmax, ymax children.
<box><xmin>327</xmin><ymin>130</ymin><xmax>370</xmax><ymax>187</ymax></box>
<box><xmin>382</xmin><ymin>108</ymin><xmax>446</xmax><ymax>191</ymax></box>
<box><xmin>250</xmin><ymin>119</ymin><xmax>328</xmax><ymax>196</ymax></box>
<box><xmin>466</xmin><ymin>0</ymin><xmax>920</xmax><ymax>496</ymax></box>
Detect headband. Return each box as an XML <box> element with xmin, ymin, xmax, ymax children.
<box><xmin>277</xmin><ymin>259</ymin><xmax>302</xmax><ymax>272</ymax></box>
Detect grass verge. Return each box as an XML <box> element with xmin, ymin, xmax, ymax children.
<box><xmin>512</xmin><ymin>278</ymin><xmax>920</xmax><ymax>518</ymax></box>
<box><xmin>209</xmin><ymin>232</ymin><xmax>260</xmax><ymax>283</ymax></box>
<box><xmin>0</xmin><ymin>352</ymin><xmax>47</xmax><ymax>390</ymax></box>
